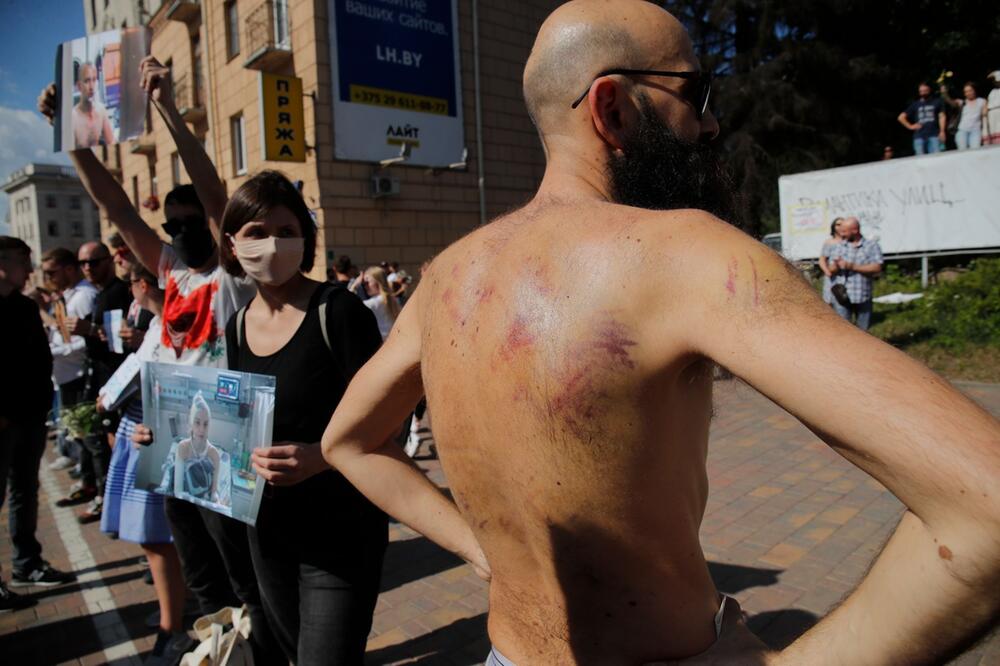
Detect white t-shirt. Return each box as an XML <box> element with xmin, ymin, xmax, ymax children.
<box><xmin>50</xmin><ymin>280</ymin><xmax>98</xmax><ymax>385</ymax></box>
<box><xmin>363</xmin><ymin>295</ymin><xmax>395</xmax><ymax>340</ymax></box>
<box><xmin>988</xmin><ymin>89</ymin><xmax>1000</xmax><ymax>136</ymax></box>
<box><xmin>157</xmin><ymin>244</ymin><xmax>256</xmax><ymax>368</ymax></box>
<box><xmin>958</xmin><ymin>97</ymin><xmax>986</xmax><ymax>132</ymax></box>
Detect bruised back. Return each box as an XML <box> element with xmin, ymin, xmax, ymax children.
<box><xmin>417</xmin><ymin>199</ymin><xmax>720</xmax><ymax>661</ymax></box>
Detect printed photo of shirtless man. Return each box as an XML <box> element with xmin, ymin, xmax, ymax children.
<box><xmin>72</xmin><ymin>62</ymin><xmax>114</xmax><ymax>149</ymax></box>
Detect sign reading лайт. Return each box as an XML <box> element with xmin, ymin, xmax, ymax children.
<box><xmin>328</xmin><ymin>0</ymin><xmax>464</xmax><ymax>167</ymax></box>
<box><xmin>258</xmin><ymin>72</ymin><xmax>306</xmax><ymax>162</ymax></box>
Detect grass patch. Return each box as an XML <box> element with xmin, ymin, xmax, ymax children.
<box><xmin>818</xmin><ymin>258</ymin><xmax>1000</xmax><ymax>382</ymax></box>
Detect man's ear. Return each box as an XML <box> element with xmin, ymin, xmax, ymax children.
<box><xmin>588</xmin><ymin>77</ymin><xmax>635</xmax><ymax>152</ymax></box>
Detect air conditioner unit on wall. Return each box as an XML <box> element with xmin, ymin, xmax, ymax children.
<box><xmin>371</xmin><ymin>175</ymin><xmax>400</xmax><ymax>198</ymax></box>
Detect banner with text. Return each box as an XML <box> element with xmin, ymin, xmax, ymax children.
<box><xmin>328</xmin><ymin>0</ymin><xmax>464</xmax><ymax>166</ymax></box>
<box><xmin>779</xmin><ymin>148</ymin><xmax>1000</xmax><ymax>260</ymax></box>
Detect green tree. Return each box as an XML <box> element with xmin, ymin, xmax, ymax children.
<box><xmin>663</xmin><ymin>0</ymin><xmax>1000</xmax><ymax>236</ymax></box>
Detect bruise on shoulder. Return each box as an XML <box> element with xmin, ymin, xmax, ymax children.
<box><xmin>719</xmin><ymin>248</ymin><xmax>817</xmax><ymax>317</ymax></box>
<box><xmin>544</xmin><ymin>316</ymin><xmax>639</xmax><ymax>442</ymax></box>
<box><xmin>497</xmin><ymin>314</ymin><xmax>537</xmax><ymax>362</ymax></box>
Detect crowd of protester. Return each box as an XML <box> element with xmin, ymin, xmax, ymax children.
<box><xmin>0</xmin><ymin>57</ymin><xmax>441</xmax><ymax>666</ymax></box>
<box><xmin>894</xmin><ymin>70</ymin><xmax>1000</xmax><ymax>155</ymax></box>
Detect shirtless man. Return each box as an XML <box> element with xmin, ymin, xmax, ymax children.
<box><xmin>73</xmin><ymin>63</ymin><xmax>115</xmax><ymax>148</ymax></box>
<box><xmin>321</xmin><ymin>2</ymin><xmax>1000</xmax><ymax>663</ymax></box>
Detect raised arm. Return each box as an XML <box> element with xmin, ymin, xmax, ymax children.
<box><xmin>38</xmin><ymin>84</ymin><xmax>162</xmax><ymax>272</ymax></box>
<box><xmin>70</xmin><ymin>149</ymin><xmax>163</xmax><ymax>273</ymax></box>
<box><xmin>140</xmin><ymin>57</ymin><xmax>227</xmax><ymax>240</ymax></box>
<box><xmin>658</xmin><ymin>215</ymin><xmax>1000</xmax><ymax>664</ymax></box>
<box><xmin>320</xmin><ymin>285</ymin><xmax>490</xmax><ymax>578</ymax></box>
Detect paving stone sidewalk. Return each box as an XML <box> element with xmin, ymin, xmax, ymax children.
<box><xmin>1</xmin><ymin>380</ymin><xmax>997</xmax><ymax>665</ymax></box>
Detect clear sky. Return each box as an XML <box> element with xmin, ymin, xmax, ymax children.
<box><xmin>0</xmin><ymin>0</ymin><xmax>86</xmax><ymax>230</ymax></box>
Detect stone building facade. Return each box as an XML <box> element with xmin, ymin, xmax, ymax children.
<box><xmin>92</xmin><ymin>0</ymin><xmax>561</xmax><ymax>279</ymax></box>
<box><xmin>2</xmin><ymin>163</ymin><xmax>102</xmax><ymax>262</ymax></box>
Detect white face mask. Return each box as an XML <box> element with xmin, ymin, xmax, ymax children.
<box><xmin>231</xmin><ymin>236</ymin><xmax>304</xmax><ymax>286</ymax></box>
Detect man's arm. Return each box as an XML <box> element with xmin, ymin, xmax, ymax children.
<box><xmin>840</xmin><ymin>260</ymin><xmax>881</xmax><ymax>276</ymax></box>
<box><xmin>653</xmin><ymin>214</ymin><xmax>1000</xmax><ymax>663</ymax></box>
<box><xmin>71</xmin><ymin>149</ymin><xmax>162</xmax><ymax>273</ymax></box>
<box><xmin>897</xmin><ymin>110</ymin><xmax>918</xmax><ymax>131</ymax></box>
<box><xmin>140</xmin><ymin>57</ymin><xmax>227</xmax><ymax>240</ymax></box>
<box><xmin>101</xmin><ymin>113</ymin><xmax>115</xmax><ymax>145</ymax></box>
<box><xmin>320</xmin><ymin>284</ymin><xmax>490</xmax><ymax>578</ymax></box>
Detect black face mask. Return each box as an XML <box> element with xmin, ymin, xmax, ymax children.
<box><xmin>168</xmin><ymin>220</ymin><xmax>216</xmax><ymax>269</ymax></box>
<box><xmin>608</xmin><ymin>95</ymin><xmax>737</xmax><ymax>223</ymax></box>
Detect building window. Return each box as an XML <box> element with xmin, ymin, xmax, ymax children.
<box><xmin>132</xmin><ymin>175</ymin><xmax>139</xmax><ymax>208</ymax></box>
<box><xmin>225</xmin><ymin>1</ymin><xmax>240</xmax><ymax>59</ymax></box>
<box><xmin>171</xmin><ymin>152</ymin><xmax>181</xmax><ymax>186</ymax></box>
<box><xmin>46</xmin><ymin>194</ymin><xmax>57</xmax><ymax>208</ymax></box>
<box><xmin>192</xmin><ymin>33</ymin><xmax>204</xmax><ymax>107</ymax></box>
<box><xmin>231</xmin><ymin>114</ymin><xmax>247</xmax><ymax>176</ymax></box>
<box><xmin>149</xmin><ymin>162</ymin><xmax>158</xmax><ymax>197</ymax></box>
<box><xmin>275</xmin><ymin>0</ymin><xmax>290</xmax><ymax>48</ymax></box>
<box><xmin>91</xmin><ymin>0</ymin><xmax>97</xmax><ymax>27</ymax></box>
<box><xmin>70</xmin><ymin>196</ymin><xmax>81</xmax><ymax>210</ymax></box>
<box><xmin>48</xmin><ymin>221</ymin><xmax>58</xmax><ymax>237</ymax></box>
<box><xmin>71</xmin><ymin>220</ymin><xmax>83</xmax><ymax>237</ymax></box>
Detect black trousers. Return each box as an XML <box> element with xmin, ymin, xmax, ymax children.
<box><xmin>0</xmin><ymin>420</ymin><xmax>47</xmax><ymax>573</ymax></box>
<box><xmin>248</xmin><ymin>498</ymin><xmax>388</xmax><ymax>665</ymax></box>
<box><xmin>164</xmin><ymin>498</ymin><xmax>282</xmax><ymax>662</ymax></box>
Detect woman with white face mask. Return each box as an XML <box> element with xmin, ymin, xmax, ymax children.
<box><xmin>220</xmin><ymin>171</ymin><xmax>388</xmax><ymax>664</ymax></box>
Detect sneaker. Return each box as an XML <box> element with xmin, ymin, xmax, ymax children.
<box><xmin>10</xmin><ymin>562</ymin><xmax>76</xmax><ymax>587</ymax></box>
<box><xmin>403</xmin><ymin>431</ymin><xmax>422</xmax><ymax>458</ymax></box>
<box><xmin>77</xmin><ymin>497</ymin><xmax>103</xmax><ymax>524</ymax></box>
<box><xmin>144</xmin><ymin>629</ymin><xmax>196</xmax><ymax>665</ymax></box>
<box><xmin>55</xmin><ymin>482</ymin><xmax>97</xmax><ymax>507</ymax></box>
<box><xmin>0</xmin><ymin>580</ymin><xmax>36</xmax><ymax>612</ymax></box>
<box><xmin>48</xmin><ymin>456</ymin><xmax>75</xmax><ymax>471</ymax></box>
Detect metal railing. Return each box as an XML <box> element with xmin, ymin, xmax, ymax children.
<box><xmin>245</xmin><ymin>0</ymin><xmax>291</xmax><ymax>59</ymax></box>
<box><xmin>173</xmin><ymin>72</ymin><xmax>204</xmax><ymax>112</ymax></box>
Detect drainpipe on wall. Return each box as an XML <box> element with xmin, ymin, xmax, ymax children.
<box><xmin>472</xmin><ymin>0</ymin><xmax>486</xmax><ymax>226</ymax></box>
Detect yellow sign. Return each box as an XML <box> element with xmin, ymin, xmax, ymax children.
<box><xmin>258</xmin><ymin>72</ymin><xmax>305</xmax><ymax>162</ymax></box>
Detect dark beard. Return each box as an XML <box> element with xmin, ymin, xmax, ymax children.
<box><xmin>608</xmin><ymin>96</ymin><xmax>738</xmax><ymax>224</ymax></box>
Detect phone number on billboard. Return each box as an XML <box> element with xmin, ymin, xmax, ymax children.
<box><xmin>349</xmin><ymin>85</ymin><xmax>449</xmax><ymax>116</ymax></box>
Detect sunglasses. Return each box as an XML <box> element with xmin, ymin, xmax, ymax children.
<box><xmin>79</xmin><ymin>256</ymin><xmax>110</xmax><ymax>267</ymax></box>
<box><xmin>162</xmin><ymin>215</ymin><xmax>207</xmax><ymax>238</ymax></box>
<box><xmin>570</xmin><ymin>68</ymin><xmax>713</xmax><ymax>119</ymax></box>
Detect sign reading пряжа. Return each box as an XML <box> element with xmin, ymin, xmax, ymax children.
<box><xmin>327</xmin><ymin>0</ymin><xmax>464</xmax><ymax>167</ymax></box>
<box><xmin>258</xmin><ymin>72</ymin><xmax>306</xmax><ymax>162</ymax></box>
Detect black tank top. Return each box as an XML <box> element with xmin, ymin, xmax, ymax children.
<box><xmin>225</xmin><ymin>283</ymin><xmax>386</xmax><ymax>558</ymax></box>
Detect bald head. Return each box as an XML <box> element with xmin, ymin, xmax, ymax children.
<box><xmin>78</xmin><ymin>241</ymin><xmax>113</xmax><ymax>286</ymax></box>
<box><xmin>523</xmin><ymin>1</ymin><xmax>692</xmax><ymax>137</ymax></box>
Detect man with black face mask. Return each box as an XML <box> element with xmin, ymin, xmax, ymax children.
<box><xmin>317</xmin><ymin>2</ymin><xmax>1000</xmax><ymax>665</ymax></box>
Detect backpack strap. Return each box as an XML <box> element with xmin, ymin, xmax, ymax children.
<box><xmin>317</xmin><ymin>283</ymin><xmax>340</xmax><ymax>354</ymax></box>
<box><xmin>235</xmin><ymin>304</ymin><xmax>248</xmax><ymax>349</ymax></box>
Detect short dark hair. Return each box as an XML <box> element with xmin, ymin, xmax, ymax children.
<box><xmin>164</xmin><ymin>184</ymin><xmax>204</xmax><ymax>214</ymax></box>
<box><xmin>108</xmin><ymin>232</ymin><xmax>126</xmax><ymax>249</ymax></box>
<box><xmin>219</xmin><ymin>170</ymin><xmax>316</xmax><ymax>277</ymax></box>
<box><xmin>130</xmin><ymin>264</ymin><xmax>158</xmax><ymax>286</ymax></box>
<box><xmin>42</xmin><ymin>247</ymin><xmax>78</xmax><ymax>267</ymax></box>
<box><xmin>0</xmin><ymin>236</ymin><xmax>31</xmax><ymax>256</ymax></box>
<box><xmin>335</xmin><ymin>254</ymin><xmax>353</xmax><ymax>274</ymax></box>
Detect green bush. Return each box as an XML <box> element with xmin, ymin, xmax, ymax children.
<box><xmin>872</xmin><ymin>258</ymin><xmax>1000</xmax><ymax>350</ymax></box>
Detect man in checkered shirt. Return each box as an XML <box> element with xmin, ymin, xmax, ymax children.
<box><xmin>829</xmin><ymin>217</ymin><xmax>883</xmax><ymax>330</ymax></box>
